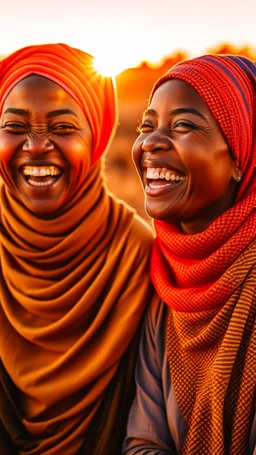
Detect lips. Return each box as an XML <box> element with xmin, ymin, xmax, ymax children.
<box><xmin>142</xmin><ymin>160</ymin><xmax>186</xmax><ymax>196</ymax></box>
<box><xmin>20</xmin><ymin>164</ymin><xmax>63</xmax><ymax>187</ymax></box>
<box><xmin>146</xmin><ymin>167</ymin><xmax>185</xmax><ymax>183</ymax></box>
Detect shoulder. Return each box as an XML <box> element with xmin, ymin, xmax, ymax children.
<box><xmin>116</xmin><ymin>204</ymin><xmax>154</xmax><ymax>255</ymax></box>
<box><xmin>129</xmin><ymin>214</ymin><xmax>154</xmax><ymax>245</ymax></box>
<box><xmin>109</xmin><ymin>193</ymin><xmax>154</xmax><ymax>249</ymax></box>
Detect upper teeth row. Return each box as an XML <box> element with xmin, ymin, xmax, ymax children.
<box><xmin>23</xmin><ymin>166</ymin><xmax>61</xmax><ymax>176</ymax></box>
<box><xmin>146</xmin><ymin>167</ymin><xmax>184</xmax><ymax>181</ymax></box>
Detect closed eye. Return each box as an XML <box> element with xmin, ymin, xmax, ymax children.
<box><xmin>136</xmin><ymin>121</ymin><xmax>154</xmax><ymax>134</ymax></box>
<box><xmin>51</xmin><ymin>123</ymin><xmax>78</xmax><ymax>134</ymax></box>
<box><xmin>2</xmin><ymin>122</ymin><xmax>28</xmax><ymax>134</ymax></box>
<box><xmin>173</xmin><ymin>120</ymin><xmax>199</xmax><ymax>132</ymax></box>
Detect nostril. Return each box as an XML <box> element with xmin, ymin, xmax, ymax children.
<box><xmin>45</xmin><ymin>141</ymin><xmax>54</xmax><ymax>150</ymax></box>
<box><xmin>141</xmin><ymin>135</ymin><xmax>170</xmax><ymax>153</ymax></box>
<box><xmin>22</xmin><ymin>138</ymin><xmax>54</xmax><ymax>152</ymax></box>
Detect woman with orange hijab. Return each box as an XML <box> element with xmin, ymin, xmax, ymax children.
<box><xmin>0</xmin><ymin>43</ymin><xmax>155</xmax><ymax>455</ymax></box>
<box><xmin>123</xmin><ymin>55</ymin><xmax>255</xmax><ymax>454</ymax></box>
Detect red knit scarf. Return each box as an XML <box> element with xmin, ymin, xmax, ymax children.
<box><xmin>150</xmin><ymin>54</ymin><xmax>256</xmax><ymax>454</ymax></box>
<box><xmin>151</xmin><ymin>193</ymin><xmax>255</xmax><ymax>312</ymax></box>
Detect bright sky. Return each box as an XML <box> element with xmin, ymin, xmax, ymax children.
<box><xmin>1</xmin><ymin>0</ymin><xmax>255</xmax><ymax>75</ymax></box>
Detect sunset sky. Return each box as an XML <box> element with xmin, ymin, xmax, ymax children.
<box><xmin>1</xmin><ymin>0</ymin><xmax>255</xmax><ymax>75</ymax></box>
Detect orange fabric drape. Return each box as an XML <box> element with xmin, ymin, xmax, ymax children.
<box><xmin>0</xmin><ymin>44</ymin><xmax>154</xmax><ymax>454</ymax></box>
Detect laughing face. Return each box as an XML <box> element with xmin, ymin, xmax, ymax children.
<box><xmin>133</xmin><ymin>79</ymin><xmax>239</xmax><ymax>233</ymax></box>
<box><xmin>0</xmin><ymin>75</ymin><xmax>93</xmax><ymax>217</ymax></box>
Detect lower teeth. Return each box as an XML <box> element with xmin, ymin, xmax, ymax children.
<box><xmin>28</xmin><ymin>178</ymin><xmax>54</xmax><ymax>187</ymax></box>
<box><xmin>149</xmin><ymin>180</ymin><xmax>177</xmax><ymax>188</ymax></box>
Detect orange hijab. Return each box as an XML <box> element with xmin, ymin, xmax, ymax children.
<box><xmin>0</xmin><ymin>44</ymin><xmax>153</xmax><ymax>455</ymax></box>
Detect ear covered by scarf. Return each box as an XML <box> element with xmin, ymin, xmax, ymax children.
<box><xmin>0</xmin><ymin>43</ymin><xmax>118</xmax><ymax>194</ymax></box>
<box><xmin>149</xmin><ymin>54</ymin><xmax>256</xmax><ymax>201</ymax></box>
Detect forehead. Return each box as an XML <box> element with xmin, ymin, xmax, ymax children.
<box><xmin>150</xmin><ymin>79</ymin><xmax>210</xmax><ymax>113</ymax></box>
<box><xmin>2</xmin><ymin>75</ymin><xmax>80</xmax><ymax>112</ymax></box>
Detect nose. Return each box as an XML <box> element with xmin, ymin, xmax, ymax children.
<box><xmin>141</xmin><ymin>131</ymin><xmax>171</xmax><ymax>153</ymax></box>
<box><xmin>22</xmin><ymin>136</ymin><xmax>54</xmax><ymax>155</ymax></box>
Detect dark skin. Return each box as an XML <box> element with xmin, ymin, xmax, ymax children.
<box><xmin>0</xmin><ymin>75</ymin><xmax>93</xmax><ymax>217</ymax></box>
<box><xmin>133</xmin><ymin>80</ymin><xmax>240</xmax><ymax>234</ymax></box>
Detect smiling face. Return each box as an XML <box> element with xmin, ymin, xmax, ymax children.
<box><xmin>0</xmin><ymin>75</ymin><xmax>93</xmax><ymax>217</ymax></box>
<box><xmin>133</xmin><ymin>79</ymin><xmax>239</xmax><ymax>233</ymax></box>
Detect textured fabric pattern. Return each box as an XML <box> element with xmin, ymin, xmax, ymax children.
<box><xmin>0</xmin><ymin>44</ymin><xmax>153</xmax><ymax>455</ymax></box>
<box><xmin>166</xmin><ymin>242</ymin><xmax>255</xmax><ymax>454</ymax></box>
<box><xmin>122</xmin><ymin>297</ymin><xmax>256</xmax><ymax>455</ymax></box>
<box><xmin>149</xmin><ymin>55</ymin><xmax>256</xmax><ymax>454</ymax></box>
<box><xmin>152</xmin><ymin>194</ymin><xmax>255</xmax><ymax>312</ymax></box>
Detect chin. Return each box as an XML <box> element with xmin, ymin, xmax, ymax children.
<box><xmin>145</xmin><ymin>203</ymin><xmax>177</xmax><ymax>222</ymax></box>
<box><xmin>21</xmin><ymin>199</ymin><xmax>65</xmax><ymax>218</ymax></box>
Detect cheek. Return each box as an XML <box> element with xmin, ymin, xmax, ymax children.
<box><xmin>0</xmin><ymin>134</ymin><xmax>21</xmax><ymax>166</ymax></box>
<box><xmin>132</xmin><ymin>138</ymin><xmax>143</xmax><ymax>168</ymax></box>
<box><xmin>56</xmin><ymin>136</ymin><xmax>92</xmax><ymax>186</ymax></box>
<box><xmin>56</xmin><ymin>136</ymin><xmax>91</xmax><ymax>164</ymax></box>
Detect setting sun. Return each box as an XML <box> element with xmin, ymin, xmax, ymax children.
<box><xmin>93</xmin><ymin>55</ymin><xmax>131</xmax><ymax>77</ymax></box>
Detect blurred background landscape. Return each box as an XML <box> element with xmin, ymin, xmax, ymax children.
<box><xmin>104</xmin><ymin>44</ymin><xmax>256</xmax><ymax>223</ymax></box>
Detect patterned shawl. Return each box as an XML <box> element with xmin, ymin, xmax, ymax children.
<box><xmin>150</xmin><ymin>55</ymin><xmax>256</xmax><ymax>454</ymax></box>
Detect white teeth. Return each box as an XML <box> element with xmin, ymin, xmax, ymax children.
<box><xmin>146</xmin><ymin>167</ymin><xmax>184</xmax><ymax>182</ymax></box>
<box><xmin>147</xmin><ymin>168</ymin><xmax>155</xmax><ymax>179</ymax></box>
<box><xmin>23</xmin><ymin>166</ymin><xmax>61</xmax><ymax>177</ymax></box>
<box><xmin>28</xmin><ymin>178</ymin><xmax>54</xmax><ymax>186</ymax></box>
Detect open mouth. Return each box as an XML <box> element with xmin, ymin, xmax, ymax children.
<box><xmin>20</xmin><ymin>165</ymin><xmax>63</xmax><ymax>187</ymax></box>
<box><xmin>145</xmin><ymin>167</ymin><xmax>185</xmax><ymax>188</ymax></box>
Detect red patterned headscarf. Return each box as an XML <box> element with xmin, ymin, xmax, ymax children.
<box><xmin>150</xmin><ymin>54</ymin><xmax>256</xmax><ymax>312</ymax></box>
<box><xmin>149</xmin><ymin>55</ymin><xmax>256</xmax><ymax>454</ymax></box>
<box><xmin>149</xmin><ymin>54</ymin><xmax>256</xmax><ymax>201</ymax></box>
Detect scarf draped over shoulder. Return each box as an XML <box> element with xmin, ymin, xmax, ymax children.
<box><xmin>150</xmin><ymin>55</ymin><xmax>256</xmax><ymax>454</ymax></box>
<box><xmin>0</xmin><ymin>44</ymin><xmax>154</xmax><ymax>455</ymax></box>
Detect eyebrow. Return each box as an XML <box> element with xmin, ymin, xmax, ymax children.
<box><xmin>3</xmin><ymin>107</ymin><xmax>78</xmax><ymax>119</ymax></box>
<box><xmin>3</xmin><ymin>108</ymin><xmax>28</xmax><ymax>116</ymax></box>
<box><xmin>46</xmin><ymin>109</ymin><xmax>78</xmax><ymax>119</ymax></box>
<box><xmin>144</xmin><ymin>107</ymin><xmax>208</xmax><ymax>122</ymax></box>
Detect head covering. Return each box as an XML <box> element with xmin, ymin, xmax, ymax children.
<box><xmin>149</xmin><ymin>54</ymin><xmax>256</xmax><ymax>201</ymax></box>
<box><xmin>0</xmin><ymin>42</ymin><xmax>117</xmax><ymax>164</ymax></box>
<box><xmin>0</xmin><ymin>42</ymin><xmax>118</xmax><ymax>198</ymax></box>
<box><xmin>0</xmin><ymin>43</ymin><xmax>153</xmax><ymax>455</ymax></box>
<box><xmin>149</xmin><ymin>55</ymin><xmax>256</xmax><ymax>453</ymax></box>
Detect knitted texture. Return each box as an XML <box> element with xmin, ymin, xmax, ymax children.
<box><xmin>150</xmin><ymin>55</ymin><xmax>256</xmax><ymax>453</ymax></box>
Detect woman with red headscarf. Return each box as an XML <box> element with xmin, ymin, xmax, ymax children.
<box><xmin>0</xmin><ymin>43</ymin><xmax>156</xmax><ymax>455</ymax></box>
<box><xmin>122</xmin><ymin>55</ymin><xmax>256</xmax><ymax>454</ymax></box>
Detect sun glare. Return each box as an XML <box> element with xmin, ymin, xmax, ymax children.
<box><xmin>93</xmin><ymin>55</ymin><xmax>127</xmax><ymax>77</ymax></box>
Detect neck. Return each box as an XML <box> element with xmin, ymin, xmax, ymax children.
<box><xmin>179</xmin><ymin>195</ymin><xmax>237</xmax><ymax>235</ymax></box>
